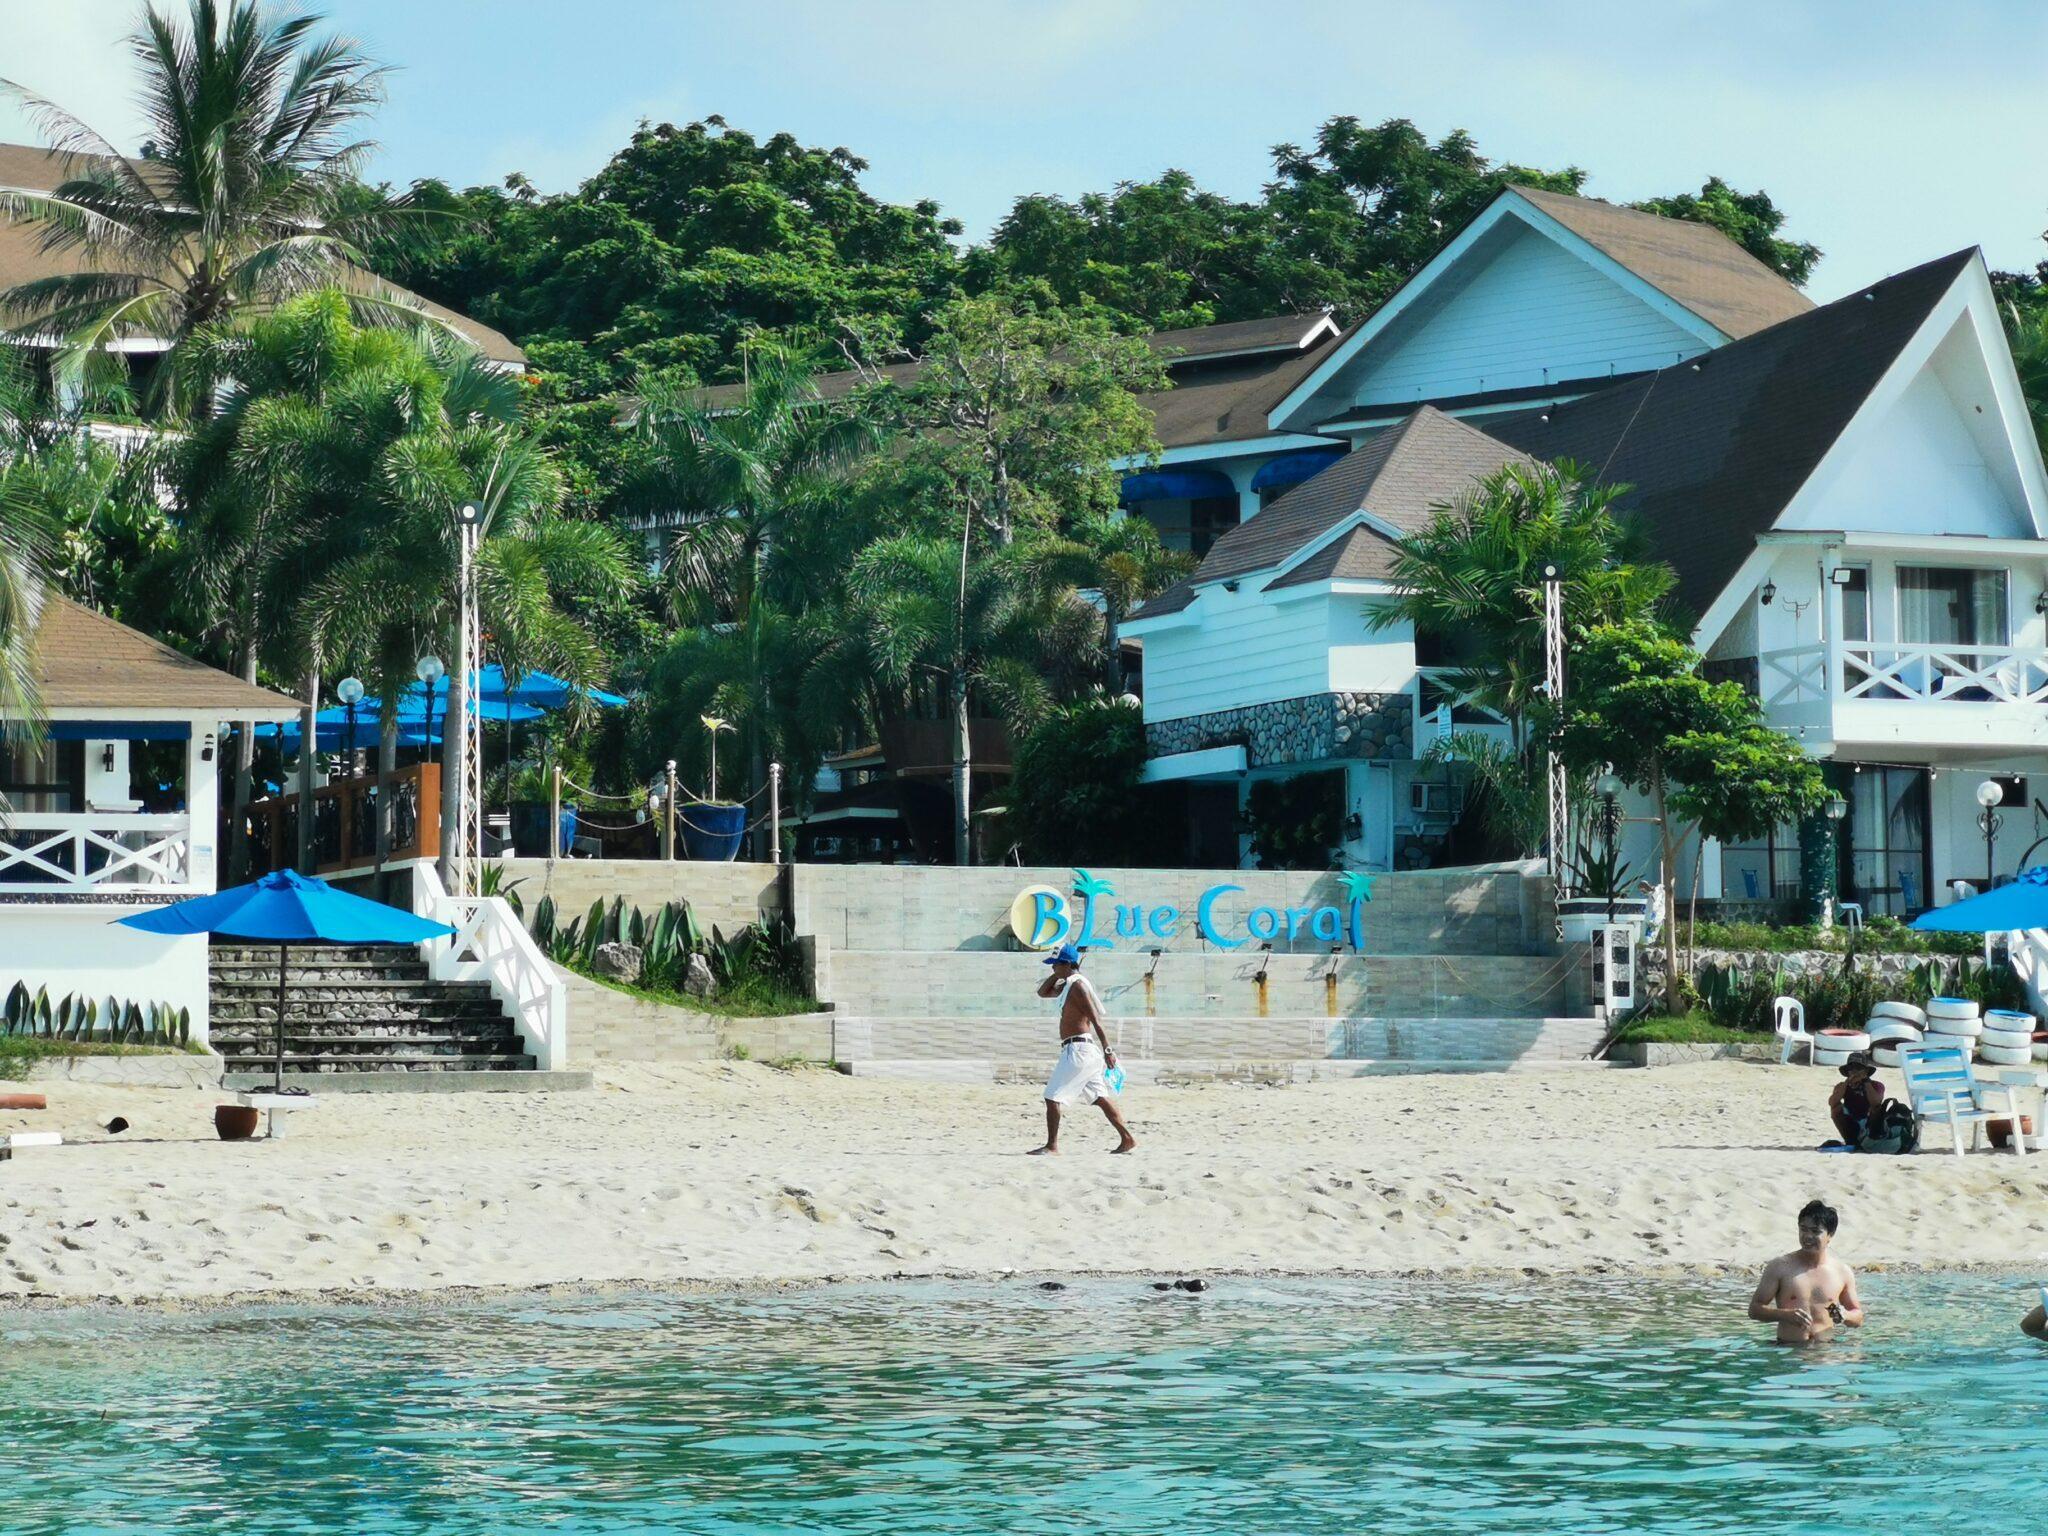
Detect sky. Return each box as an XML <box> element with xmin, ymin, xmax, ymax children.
<box><xmin>3</xmin><ymin>0</ymin><xmax>2046</xmax><ymax>302</ymax></box>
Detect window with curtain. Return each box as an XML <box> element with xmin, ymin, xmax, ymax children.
<box><xmin>1897</xmin><ymin>567</ymin><xmax>2007</xmax><ymax>647</ymax></box>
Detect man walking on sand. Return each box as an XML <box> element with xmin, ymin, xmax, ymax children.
<box><xmin>1748</xmin><ymin>1199</ymin><xmax>1864</xmax><ymax>1345</ymax></box>
<box><xmin>1031</xmin><ymin>943</ymin><xmax>1137</xmax><ymax>1155</ymax></box>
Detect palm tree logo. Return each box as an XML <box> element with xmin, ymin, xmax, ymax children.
<box><xmin>1338</xmin><ymin>869</ymin><xmax>1373</xmax><ymax>951</ymax></box>
<box><xmin>1071</xmin><ymin>869</ymin><xmax>1115</xmax><ymax>947</ymax></box>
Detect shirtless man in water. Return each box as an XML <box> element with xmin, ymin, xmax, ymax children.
<box><xmin>1748</xmin><ymin>1200</ymin><xmax>1865</xmax><ymax>1345</ymax></box>
<box><xmin>1030</xmin><ymin>944</ymin><xmax>1137</xmax><ymax>1156</ymax></box>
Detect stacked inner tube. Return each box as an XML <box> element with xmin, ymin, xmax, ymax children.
<box><xmin>1922</xmin><ymin>996</ymin><xmax>1983</xmax><ymax>1060</ymax></box>
<box><xmin>1979</xmin><ymin>1008</ymin><xmax>2038</xmax><ymax>1068</ymax></box>
<box><xmin>1811</xmin><ymin>1027</ymin><xmax>1871</xmax><ymax>1068</ymax></box>
<box><xmin>1866</xmin><ymin>1004</ymin><xmax>1926</xmax><ymax>1068</ymax></box>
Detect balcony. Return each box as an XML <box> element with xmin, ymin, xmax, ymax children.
<box><xmin>0</xmin><ymin>813</ymin><xmax>196</xmax><ymax>895</ymax></box>
<box><xmin>1757</xmin><ymin>641</ymin><xmax>2048</xmax><ymax>753</ymax></box>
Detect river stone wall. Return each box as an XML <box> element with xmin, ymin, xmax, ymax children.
<box><xmin>1146</xmin><ymin>691</ymin><xmax>1412</xmax><ymax>767</ymax></box>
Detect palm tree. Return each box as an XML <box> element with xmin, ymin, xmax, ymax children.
<box><xmin>626</xmin><ymin>342</ymin><xmax>880</xmax><ymax>844</ymax></box>
<box><xmin>0</xmin><ymin>350</ymin><xmax>61</xmax><ymax>748</ymax></box>
<box><xmin>0</xmin><ymin>0</ymin><xmax>428</xmax><ymax>416</ymax></box>
<box><xmin>174</xmin><ymin>292</ymin><xmax>635</xmax><ymax>879</ymax></box>
<box><xmin>1374</xmin><ymin>460</ymin><xmax>1674</xmax><ymax>750</ymax></box>
<box><xmin>845</xmin><ymin>533</ymin><xmax>1099</xmax><ymax>862</ymax></box>
<box><xmin>1050</xmin><ymin>513</ymin><xmax>1194</xmax><ymax>694</ymax></box>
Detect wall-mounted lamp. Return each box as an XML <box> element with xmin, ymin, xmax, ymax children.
<box><xmin>100</xmin><ymin>742</ymin><xmax>116</xmax><ymax>773</ymax></box>
<box><xmin>1759</xmin><ymin>580</ymin><xmax>1777</xmax><ymax>607</ymax></box>
<box><xmin>1824</xmin><ymin>795</ymin><xmax>1848</xmax><ymax>823</ymax></box>
<box><xmin>1221</xmin><ymin>580</ymin><xmax>1239</xmax><ymax>593</ymax></box>
<box><xmin>2035</xmin><ymin>589</ymin><xmax>2048</xmax><ymax>616</ymax></box>
<box><xmin>200</xmin><ymin>732</ymin><xmax>215</xmax><ymax>764</ymax></box>
<box><xmin>1829</xmin><ymin>567</ymin><xmax>1854</xmax><ymax>587</ymax></box>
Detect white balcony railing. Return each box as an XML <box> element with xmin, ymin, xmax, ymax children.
<box><xmin>1842</xmin><ymin>643</ymin><xmax>2048</xmax><ymax>704</ymax></box>
<box><xmin>1414</xmin><ymin>667</ymin><xmax>1512</xmax><ymax>757</ymax></box>
<box><xmin>1761</xmin><ymin>642</ymin><xmax>2048</xmax><ymax>709</ymax></box>
<box><xmin>0</xmin><ymin>813</ymin><xmax>194</xmax><ymax>893</ymax></box>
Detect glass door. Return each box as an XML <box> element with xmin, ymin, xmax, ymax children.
<box><xmin>1846</xmin><ymin>767</ymin><xmax>1930</xmax><ymax>915</ymax></box>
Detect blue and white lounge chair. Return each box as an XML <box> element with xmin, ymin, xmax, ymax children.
<box><xmin>1900</xmin><ymin>1045</ymin><xmax>2042</xmax><ymax>1157</ymax></box>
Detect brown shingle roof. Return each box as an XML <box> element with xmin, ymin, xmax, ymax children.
<box><xmin>31</xmin><ymin>595</ymin><xmax>300</xmax><ymax>717</ymax></box>
<box><xmin>1132</xmin><ymin>406</ymin><xmax>1533</xmax><ymax>616</ymax></box>
<box><xmin>1485</xmin><ymin>249</ymin><xmax>1975</xmax><ymax>618</ymax></box>
<box><xmin>0</xmin><ymin>143</ymin><xmax>525</xmax><ymax>366</ymax></box>
<box><xmin>693</xmin><ymin>316</ymin><xmax>1347</xmax><ymax>452</ymax></box>
<box><xmin>1509</xmin><ymin>186</ymin><xmax>1813</xmax><ymax>341</ymax></box>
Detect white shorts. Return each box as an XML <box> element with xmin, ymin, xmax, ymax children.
<box><xmin>1045</xmin><ymin>1037</ymin><xmax>1113</xmax><ymax>1105</ymax></box>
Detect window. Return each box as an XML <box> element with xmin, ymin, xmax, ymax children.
<box><xmin>1898</xmin><ymin>567</ymin><xmax>2007</xmax><ymax>647</ymax></box>
<box><xmin>1837</xmin><ymin>565</ymin><xmax>1869</xmax><ymax>643</ymax></box>
<box><xmin>0</xmin><ymin>738</ymin><xmax>81</xmax><ymax>813</ymax></box>
<box><xmin>1410</xmin><ymin>781</ymin><xmax>1463</xmax><ymax>820</ymax></box>
<box><xmin>1721</xmin><ymin>821</ymin><xmax>1803</xmax><ymax>906</ymax></box>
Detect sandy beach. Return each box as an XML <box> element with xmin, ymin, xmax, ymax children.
<box><xmin>4</xmin><ymin>1060</ymin><xmax>2046</xmax><ymax>1306</ymax></box>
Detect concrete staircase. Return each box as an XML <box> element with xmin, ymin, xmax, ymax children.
<box><xmin>209</xmin><ymin>942</ymin><xmax>546</xmax><ymax>1083</ymax></box>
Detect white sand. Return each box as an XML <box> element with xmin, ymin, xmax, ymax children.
<box><xmin>4</xmin><ymin>1060</ymin><xmax>2047</xmax><ymax>1305</ymax></box>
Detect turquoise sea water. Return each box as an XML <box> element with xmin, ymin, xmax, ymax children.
<box><xmin>4</xmin><ymin>1272</ymin><xmax>2047</xmax><ymax>1535</ymax></box>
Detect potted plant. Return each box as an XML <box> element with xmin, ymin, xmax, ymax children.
<box><xmin>678</xmin><ymin>799</ymin><xmax>746</xmax><ymax>862</ymax></box>
<box><xmin>509</xmin><ymin>765</ymin><xmax>578</xmax><ymax>857</ymax></box>
<box><xmin>1556</xmin><ymin>837</ymin><xmax>1647</xmax><ymax>942</ymax></box>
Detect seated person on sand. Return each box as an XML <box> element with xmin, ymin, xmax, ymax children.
<box><xmin>1823</xmin><ymin>1051</ymin><xmax>1887</xmax><ymax>1150</ymax></box>
<box><xmin>1749</xmin><ymin>1199</ymin><xmax>1864</xmax><ymax>1345</ymax></box>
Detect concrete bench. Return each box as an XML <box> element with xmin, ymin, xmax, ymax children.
<box><xmin>235</xmin><ymin>1091</ymin><xmax>317</xmax><ymax>1139</ymax></box>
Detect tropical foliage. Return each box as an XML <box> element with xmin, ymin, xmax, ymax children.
<box><xmin>0</xmin><ymin>0</ymin><xmax>433</xmax><ymax>416</ymax></box>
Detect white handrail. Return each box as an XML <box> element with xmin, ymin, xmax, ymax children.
<box><xmin>0</xmin><ymin>813</ymin><xmax>193</xmax><ymax>891</ymax></box>
<box><xmin>1842</xmin><ymin>642</ymin><xmax>2048</xmax><ymax>705</ymax></box>
<box><xmin>410</xmin><ymin>863</ymin><xmax>567</xmax><ymax>1071</ymax></box>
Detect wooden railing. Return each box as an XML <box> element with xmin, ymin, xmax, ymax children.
<box><xmin>0</xmin><ymin>813</ymin><xmax>196</xmax><ymax>893</ymax></box>
<box><xmin>246</xmin><ymin>762</ymin><xmax>440</xmax><ymax>876</ymax></box>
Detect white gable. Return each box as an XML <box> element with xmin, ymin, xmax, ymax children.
<box><xmin>1338</xmin><ymin>221</ymin><xmax>1707</xmax><ymax>416</ymax></box>
<box><xmin>1269</xmin><ymin>195</ymin><xmax>1728</xmax><ymax>436</ymax></box>
<box><xmin>1776</xmin><ymin>264</ymin><xmax>2048</xmax><ymax>543</ymax></box>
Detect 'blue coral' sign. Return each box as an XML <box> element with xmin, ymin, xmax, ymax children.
<box><xmin>1009</xmin><ymin>869</ymin><xmax>1372</xmax><ymax>952</ymax></box>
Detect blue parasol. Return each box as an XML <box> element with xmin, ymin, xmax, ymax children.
<box><xmin>1910</xmin><ymin>867</ymin><xmax>2048</xmax><ymax>932</ymax></box>
<box><xmin>118</xmin><ymin>869</ymin><xmax>454</xmax><ymax>1090</ymax></box>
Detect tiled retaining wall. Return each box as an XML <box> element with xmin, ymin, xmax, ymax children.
<box><xmin>792</xmin><ymin>862</ymin><xmax>1554</xmax><ymax>957</ymax></box>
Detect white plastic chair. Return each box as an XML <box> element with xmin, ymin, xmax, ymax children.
<box><xmin>1773</xmin><ymin>996</ymin><xmax>1811</xmax><ymax>1064</ymax></box>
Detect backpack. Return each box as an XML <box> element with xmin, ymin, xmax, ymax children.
<box><xmin>1856</xmin><ymin>1098</ymin><xmax>1919</xmax><ymax>1156</ymax></box>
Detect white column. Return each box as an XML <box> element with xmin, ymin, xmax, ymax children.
<box><xmin>187</xmin><ymin>722</ymin><xmax>219</xmax><ymax>892</ymax></box>
<box><xmin>1226</xmin><ymin>460</ymin><xmax>1260</xmax><ymax>523</ymax></box>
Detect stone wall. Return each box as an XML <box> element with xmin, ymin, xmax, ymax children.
<box><xmin>1145</xmin><ymin>690</ymin><xmax>1412</xmax><ymax>767</ymax></box>
<box><xmin>503</xmin><ymin>858</ymin><xmax>783</xmax><ymax>936</ymax></box>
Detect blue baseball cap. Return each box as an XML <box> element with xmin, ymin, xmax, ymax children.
<box><xmin>1043</xmin><ymin>943</ymin><xmax>1082</xmax><ymax>966</ymax></box>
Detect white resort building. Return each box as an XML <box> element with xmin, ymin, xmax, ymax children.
<box><xmin>1</xmin><ymin>597</ymin><xmax>299</xmax><ymax>1037</ymax></box>
<box><xmin>1121</xmin><ymin>187</ymin><xmax>2048</xmax><ymax>916</ymax></box>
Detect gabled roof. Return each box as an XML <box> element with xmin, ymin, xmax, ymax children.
<box><xmin>1485</xmin><ymin>248</ymin><xmax>1978</xmax><ymax>617</ymax></box>
<box><xmin>30</xmin><ymin>595</ymin><xmax>300</xmax><ymax>717</ymax></box>
<box><xmin>1509</xmin><ymin>187</ymin><xmax>1814</xmax><ymax>342</ymax></box>
<box><xmin>695</xmin><ymin>313</ymin><xmax>1348</xmax><ymax>453</ymax></box>
<box><xmin>0</xmin><ymin>143</ymin><xmax>525</xmax><ymax>367</ymax></box>
<box><xmin>1130</xmin><ymin>406</ymin><xmax>1533</xmax><ymax>617</ymax></box>
<box><xmin>1145</xmin><ymin>312</ymin><xmax>1339</xmax><ymax>362</ymax></box>
<box><xmin>1268</xmin><ymin>186</ymin><xmax>1812</xmax><ymax>434</ymax></box>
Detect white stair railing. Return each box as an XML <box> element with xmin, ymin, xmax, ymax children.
<box><xmin>410</xmin><ymin>863</ymin><xmax>567</xmax><ymax>1071</ymax></box>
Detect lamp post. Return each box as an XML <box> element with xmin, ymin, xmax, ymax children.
<box><xmin>447</xmin><ymin>499</ymin><xmax>486</xmax><ymax>896</ymax></box>
<box><xmin>336</xmin><ymin>676</ymin><xmax>365</xmax><ymax>781</ymax></box>
<box><xmin>415</xmin><ymin>654</ymin><xmax>445</xmax><ymax>753</ymax></box>
<box><xmin>1596</xmin><ymin>768</ymin><xmax>1623</xmax><ymax>922</ymax></box>
<box><xmin>1822</xmin><ymin>793</ymin><xmax>1848</xmax><ymax>925</ymax></box>
<box><xmin>1541</xmin><ymin>562</ymin><xmax>1566</xmax><ymax>891</ymax></box>
<box><xmin>1977</xmin><ymin>779</ymin><xmax>2005</xmax><ymax>888</ymax></box>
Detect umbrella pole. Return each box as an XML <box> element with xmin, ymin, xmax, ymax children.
<box><xmin>276</xmin><ymin>941</ymin><xmax>288</xmax><ymax>1094</ymax></box>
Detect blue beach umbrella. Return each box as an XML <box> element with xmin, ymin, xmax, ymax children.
<box><xmin>1910</xmin><ymin>867</ymin><xmax>2048</xmax><ymax>932</ymax></box>
<box><xmin>118</xmin><ymin>869</ymin><xmax>455</xmax><ymax>1091</ymax></box>
<box><xmin>256</xmin><ymin>696</ymin><xmax>546</xmax><ymax>754</ymax></box>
